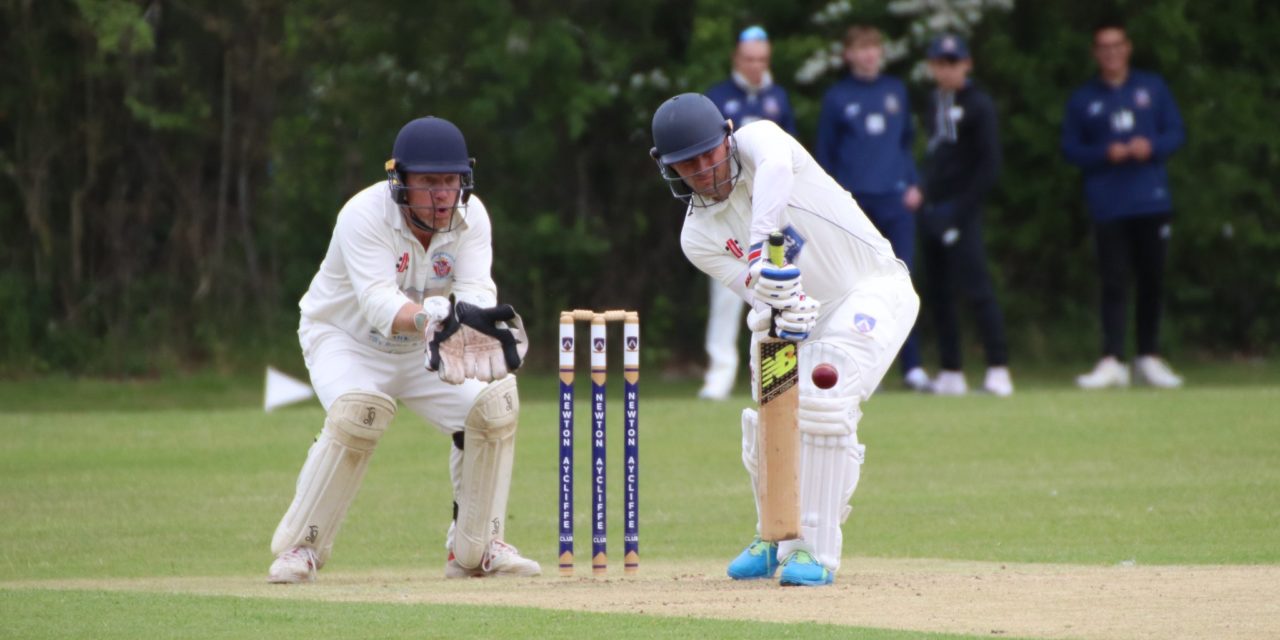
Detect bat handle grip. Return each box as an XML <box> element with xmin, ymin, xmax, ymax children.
<box><xmin>766</xmin><ymin>231</ymin><xmax>786</xmax><ymax>339</ymax></box>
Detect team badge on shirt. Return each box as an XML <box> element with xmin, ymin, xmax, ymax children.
<box><xmin>764</xmin><ymin>96</ymin><xmax>780</xmax><ymax>116</ymax></box>
<box><xmin>885</xmin><ymin>94</ymin><xmax>899</xmax><ymax>114</ymax></box>
<box><xmin>844</xmin><ymin>103</ymin><xmax>861</xmax><ymax>119</ymax></box>
<box><xmin>1088</xmin><ymin>101</ymin><xmax>1104</xmax><ymax>116</ymax></box>
<box><xmin>430</xmin><ymin>252</ymin><xmax>454</xmax><ymax>278</ymax></box>
<box><xmin>866</xmin><ymin>113</ymin><xmax>886</xmax><ymax>135</ymax></box>
<box><xmin>854</xmin><ymin>313</ymin><xmax>877</xmax><ymax>333</ymax></box>
<box><xmin>395</xmin><ymin>252</ymin><xmax>410</xmax><ymax>273</ymax></box>
<box><xmin>724</xmin><ymin>99</ymin><xmax>741</xmax><ymax>115</ymax></box>
<box><xmin>1134</xmin><ymin>88</ymin><xmax>1151</xmax><ymax>108</ymax></box>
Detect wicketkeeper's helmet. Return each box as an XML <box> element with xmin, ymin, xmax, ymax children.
<box><xmin>385</xmin><ymin>116</ymin><xmax>475</xmax><ymax>231</ymax></box>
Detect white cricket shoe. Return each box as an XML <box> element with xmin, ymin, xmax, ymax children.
<box><xmin>1133</xmin><ymin>356</ymin><xmax>1183</xmax><ymax>388</ymax></box>
<box><xmin>983</xmin><ymin>366</ymin><xmax>1014</xmax><ymax>397</ymax></box>
<box><xmin>1077</xmin><ymin>357</ymin><xmax>1130</xmax><ymax>389</ymax></box>
<box><xmin>930</xmin><ymin>370</ymin><xmax>968</xmax><ymax>396</ymax></box>
<box><xmin>445</xmin><ymin>539</ymin><xmax>542</xmax><ymax>578</ymax></box>
<box><xmin>267</xmin><ymin>547</ymin><xmax>317</xmax><ymax>584</ymax></box>
<box><xmin>903</xmin><ymin>367</ymin><xmax>931</xmax><ymax>392</ymax></box>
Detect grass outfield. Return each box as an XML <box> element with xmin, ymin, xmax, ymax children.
<box><xmin>1</xmin><ymin>362</ymin><xmax>1277</xmax><ymax>638</ymax></box>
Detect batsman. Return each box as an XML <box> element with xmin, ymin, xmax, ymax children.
<box><xmin>649</xmin><ymin>94</ymin><xmax>919</xmax><ymax>586</ymax></box>
<box><xmin>266</xmin><ymin>116</ymin><xmax>540</xmax><ymax>583</ymax></box>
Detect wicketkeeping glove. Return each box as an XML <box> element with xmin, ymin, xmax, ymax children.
<box><xmin>426</xmin><ymin>301</ymin><xmax>529</xmax><ymax>385</ymax></box>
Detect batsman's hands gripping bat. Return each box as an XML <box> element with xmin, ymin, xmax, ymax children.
<box><xmin>747</xmin><ymin>236</ymin><xmax>819</xmax><ymax>342</ymax></box>
<box><xmin>425</xmin><ymin>300</ymin><xmax>529</xmax><ymax>384</ymax></box>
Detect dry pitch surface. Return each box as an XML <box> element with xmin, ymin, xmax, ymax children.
<box><xmin>9</xmin><ymin>557</ymin><xmax>1278</xmax><ymax>639</ymax></box>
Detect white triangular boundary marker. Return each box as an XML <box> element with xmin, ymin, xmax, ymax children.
<box><xmin>264</xmin><ymin>366</ymin><xmax>314</xmax><ymax>412</ymax></box>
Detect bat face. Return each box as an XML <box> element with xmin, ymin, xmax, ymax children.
<box><xmin>756</xmin><ymin>336</ymin><xmax>801</xmax><ymax>542</ymax></box>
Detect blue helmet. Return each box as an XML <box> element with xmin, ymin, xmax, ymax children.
<box><xmin>385</xmin><ymin>116</ymin><xmax>475</xmax><ymax>231</ymax></box>
<box><xmin>649</xmin><ymin>93</ymin><xmax>739</xmax><ymax>207</ymax></box>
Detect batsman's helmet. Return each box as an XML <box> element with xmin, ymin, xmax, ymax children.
<box><xmin>385</xmin><ymin>116</ymin><xmax>475</xmax><ymax>231</ymax></box>
<box><xmin>649</xmin><ymin>93</ymin><xmax>739</xmax><ymax>207</ymax></box>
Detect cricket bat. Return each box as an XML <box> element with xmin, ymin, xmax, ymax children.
<box><xmin>755</xmin><ymin>231</ymin><xmax>801</xmax><ymax>541</ymax></box>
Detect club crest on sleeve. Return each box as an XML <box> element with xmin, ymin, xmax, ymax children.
<box><xmin>854</xmin><ymin>313</ymin><xmax>876</xmax><ymax>333</ymax></box>
<box><xmin>725</xmin><ymin>238</ymin><xmax>744</xmax><ymax>258</ymax></box>
<box><xmin>781</xmin><ymin>226</ymin><xmax>806</xmax><ymax>262</ymax></box>
<box><xmin>395</xmin><ymin>252</ymin><xmax>410</xmax><ymax>273</ymax></box>
<box><xmin>430</xmin><ymin>252</ymin><xmax>454</xmax><ymax>278</ymax></box>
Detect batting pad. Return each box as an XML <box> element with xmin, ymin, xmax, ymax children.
<box><xmin>271</xmin><ymin>390</ymin><xmax>395</xmax><ymax>568</ymax></box>
<box><xmin>453</xmin><ymin>375</ymin><xmax>520</xmax><ymax>569</ymax></box>
<box><xmin>776</xmin><ymin>340</ymin><xmax>866</xmax><ymax>572</ymax></box>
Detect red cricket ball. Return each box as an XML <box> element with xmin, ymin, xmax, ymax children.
<box><xmin>811</xmin><ymin>363</ymin><xmax>838</xmax><ymax>389</ymax></box>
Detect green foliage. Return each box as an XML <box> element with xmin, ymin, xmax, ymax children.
<box><xmin>1</xmin><ymin>0</ymin><xmax>1277</xmax><ymax>373</ymax></box>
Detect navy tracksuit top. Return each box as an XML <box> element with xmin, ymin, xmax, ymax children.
<box><xmin>705</xmin><ymin>78</ymin><xmax>798</xmax><ymax>136</ymax></box>
<box><xmin>816</xmin><ymin>74</ymin><xmax>919</xmax><ymax>197</ymax></box>
<box><xmin>1061</xmin><ymin>70</ymin><xmax>1185</xmax><ymax>221</ymax></box>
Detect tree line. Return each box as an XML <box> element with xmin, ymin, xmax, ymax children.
<box><xmin>2</xmin><ymin>0</ymin><xmax>1277</xmax><ymax>374</ymax></box>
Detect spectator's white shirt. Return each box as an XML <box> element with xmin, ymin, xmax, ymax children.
<box><xmin>299</xmin><ymin>182</ymin><xmax>498</xmax><ymax>353</ymax></box>
<box><xmin>680</xmin><ymin>120</ymin><xmax>906</xmax><ymax>310</ymax></box>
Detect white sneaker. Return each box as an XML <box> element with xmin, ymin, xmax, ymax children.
<box><xmin>903</xmin><ymin>367</ymin><xmax>931</xmax><ymax>392</ymax></box>
<box><xmin>445</xmin><ymin>539</ymin><xmax>542</xmax><ymax>578</ymax></box>
<box><xmin>1077</xmin><ymin>357</ymin><xmax>1130</xmax><ymax>389</ymax></box>
<box><xmin>983</xmin><ymin>366</ymin><xmax>1014</xmax><ymax>397</ymax></box>
<box><xmin>930</xmin><ymin>370</ymin><xmax>968</xmax><ymax>396</ymax></box>
<box><xmin>1133</xmin><ymin>356</ymin><xmax>1183</xmax><ymax>388</ymax></box>
<box><xmin>267</xmin><ymin>547</ymin><xmax>317</xmax><ymax>584</ymax></box>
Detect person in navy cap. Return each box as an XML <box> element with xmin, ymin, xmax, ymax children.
<box><xmin>698</xmin><ymin>25</ymin><xmax>799</xmax><ymax>400</ymax></box>
<box><xmin>817</xmin><ymin>25</ymin><xmax>928</xmax><ymax>392</ymax></box>
<box><xmin>1062</xmin><ymin>19</ymin><xmax>1186</xmax><ymax>390</ymax></box>
<box><xmin>916</xmin><ymin>33</ymin><xmax>1014</xmax><ymax>396</ymax></box>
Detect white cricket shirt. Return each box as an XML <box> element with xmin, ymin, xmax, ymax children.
<box><xmin>680</xmin><ymin>120</ymin><xmax>906</xmax><ymax>308</ymax></box>
<box><xmin>299</xmin><ymin>182</ymin><xmax>498</xmax><ymax>353</ymax></box>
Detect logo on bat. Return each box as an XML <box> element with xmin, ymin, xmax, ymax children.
<box><xmin>759</xmin><ymin>342</ymin><xmax>799</xmax><ymax>398</ymax></box>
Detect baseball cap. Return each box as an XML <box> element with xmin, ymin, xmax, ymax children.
<box><xmin>739</xmin><ymin>25</ymin><xmax>768</xmax><ymax>42</ymax></box>
<box><xmin>927</xmin><ymin>34</ymin><xmax>970</xmax><ymax>60</ymax></box>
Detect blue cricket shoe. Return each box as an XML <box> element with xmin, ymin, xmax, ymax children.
<box><xmin>726</xmin><ymin>537</ymin><xmax>779</xmax><ymax>580</ymax></box>
<box><xmin>779</xmin><ymin>550</ymin><xmax>833</xmax><ymax>586</ymax></box>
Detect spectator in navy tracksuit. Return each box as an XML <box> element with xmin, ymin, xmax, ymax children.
<box><xmin>816</xmin><ymin>25</ymin><xmax>928</xmax><ymax>391</ymax></box>
<box><xmin>917</xmin><ymin>34</ymin><xmax>1013</xmax><ymax>397</ymax></box>
<box><xmin>697</xmin><ymin>25</ymin><xmax>798</xmax><ymax>401</ymax></box>
<box><xmin>1063</xmin><ymin>20</ymin><xmax>1186</xmax><ymax>390</ymax></box>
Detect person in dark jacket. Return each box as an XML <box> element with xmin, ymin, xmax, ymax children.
<box><xmin>1062</xmin><ymin>19</ymin><xmax>1185</xmax><ymax>389</ymax></box>
<box><xmin>698</xmin><ymin>25</ymin><xmax>799</xmax><ymax>400</ymax></box>
<box><xmin>917</xmin><ymin>34</ymin><xmax>1012</xmax><ymax>396</ymax></box>
<box><xmin>817</xmin><ymin>25</ymin><xmax>928</xmax><ymax>391</ymax></box>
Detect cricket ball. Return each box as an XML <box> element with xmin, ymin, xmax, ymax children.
<box><xmin>812</xmin><ymin>363</ymin><xmax>838</xmax><ymax>389</ymax></box>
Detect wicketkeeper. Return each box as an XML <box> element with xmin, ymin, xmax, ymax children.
<box><xmin>649</xmin><ymin>93</ymin><xmax>919</xmax><ymax>586</ymax></box>
<box><xmin>267</xmin><ymin>116</ymin><xmax>540</xmax><ymax>583</ymax></box>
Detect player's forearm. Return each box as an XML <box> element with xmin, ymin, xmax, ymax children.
<box><xmin>391</xmin><ymin>301</ymin><xmax>426</xmax><ymax>335</ymax></box>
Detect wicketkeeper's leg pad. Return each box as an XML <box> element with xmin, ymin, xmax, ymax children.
<box><xmin>452</xmin><ymin>375</ymin><xmax>520</xmax><ymax>569</ymax></box>
<box><xmin>777</xmin><ymin>340</ymin><xmax>866</xmax><ymax>573</ymax></box>
<box><xmin>271</xmin><ymin>389</ymin><xmax>396</xmax><ymax>568</ymax></box>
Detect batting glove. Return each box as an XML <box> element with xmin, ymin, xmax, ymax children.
<box><xmin>749</xmin><ymin>259</ymin><xmax>804</xmax><ymax>311</ymax></box>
